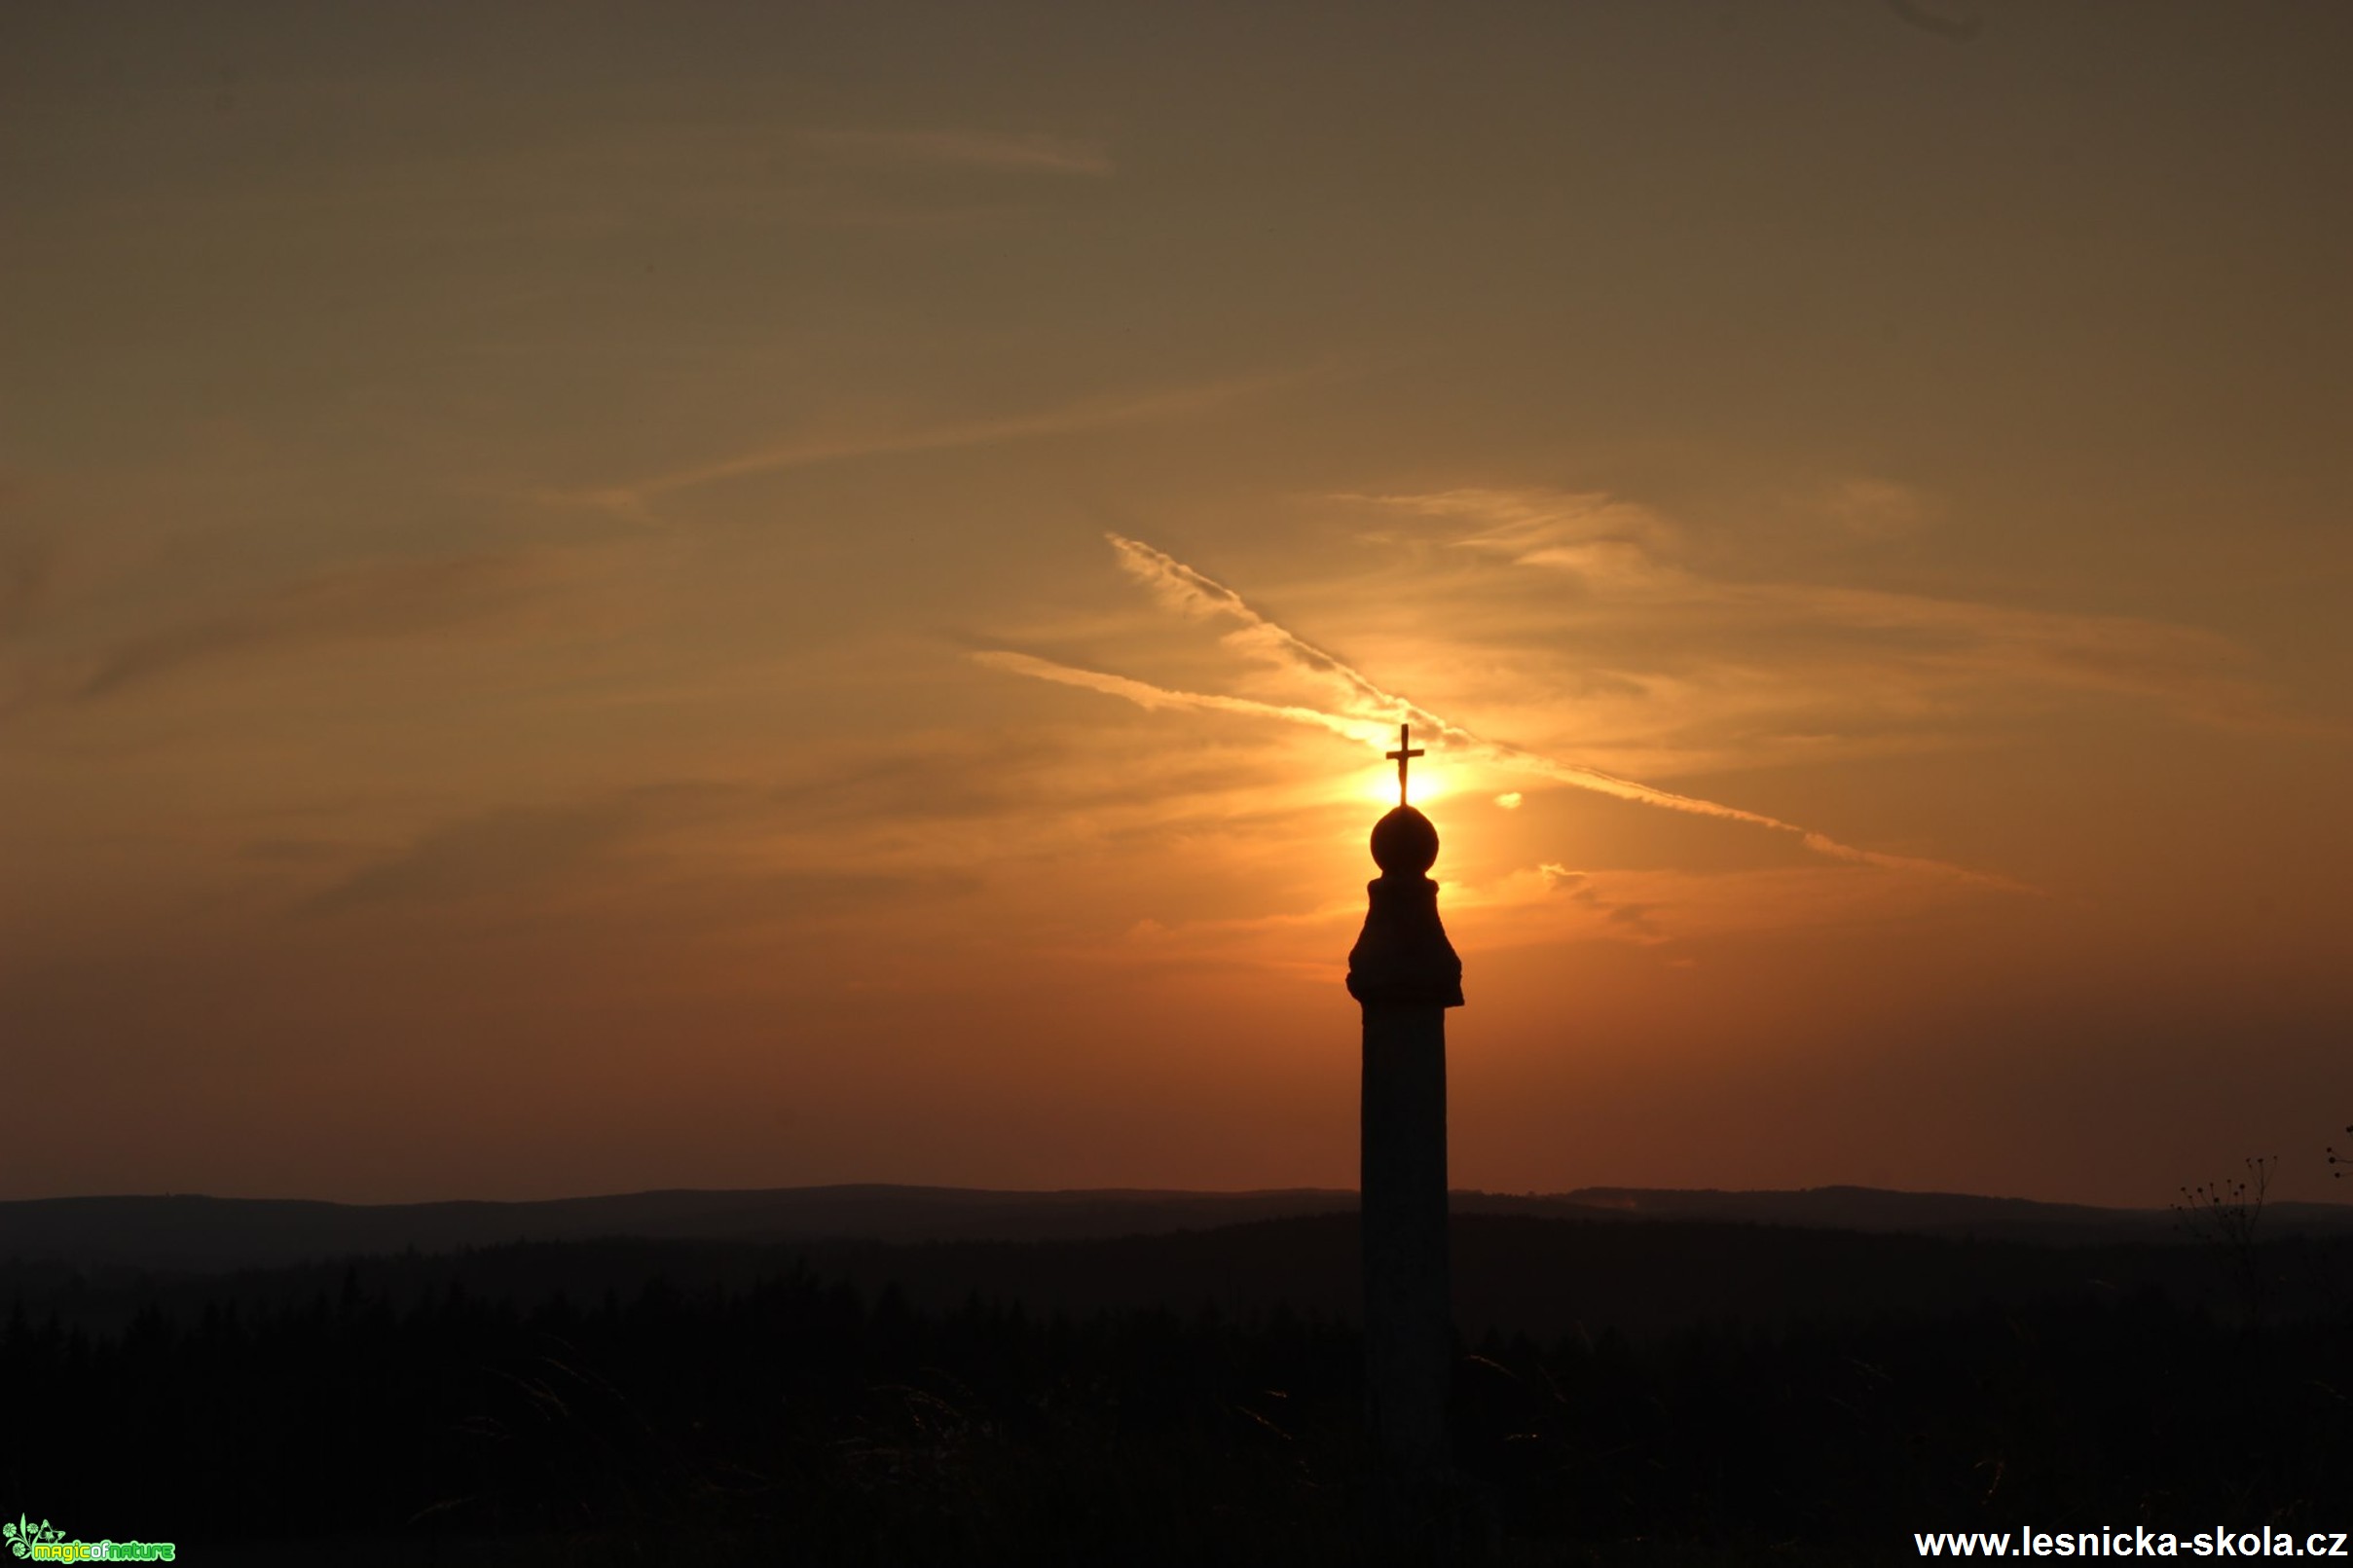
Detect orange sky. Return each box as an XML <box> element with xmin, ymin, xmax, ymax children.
<box><xmin>4</xmin><ymin>2</ymin><xmax>2349</xmax><ymax>1205</ymax></box>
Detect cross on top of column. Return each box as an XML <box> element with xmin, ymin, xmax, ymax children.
<box><xmin>1386</xmin><ymin>723</ymin><xmax>1424</xmax><ymax>808</ymax></box>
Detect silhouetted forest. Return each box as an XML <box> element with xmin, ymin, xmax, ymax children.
<box><xmin>6</xmin><ymin>1214</ymin><xmax>2350</xmax><ymax>1564</ymax></box>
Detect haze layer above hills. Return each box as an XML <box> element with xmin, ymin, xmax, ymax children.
<box><xmin>10</xmin><ymin>1185</ymin><xmax>2353</xmax><ymax>1273</ymax></box>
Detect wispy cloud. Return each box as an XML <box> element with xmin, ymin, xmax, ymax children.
<box><xmin>985</xmin><ymin>534</ymin><xmax>2023</xmax><ymax>888</ymax></box>
<box><xmin>800</xmin><ymin>128</ymin><xmax>1114</xmax><ymax>178</ymax></box>
<box><xmin>308</xmin><ymin>798</ymin><xmax>645</xmax><ymax>914</ymax></box>
<box><xmin>304</xmin><ymin>782</ymin><xmax>979</xmax><ymax>922</ymax></box>
<box><xmin>1884</xmin><ymin>0</ymin><xmax>1983</xmax><ymax>45</ymax></box>
<box><xmin>0</xmin><ymin>527</ymin><xmax>54</xmax><ymax>638</ymax></box>
<box><xmin>1355</xmin><ymin>486</ymin><xmax>2284</xmax><ymax>730</ymax></box>
<box><xmin>542</xmin><ymin>375</ymin><xmax>1292</xmax><ymax>526</ymax></box>
<box><xmin>76</xmin><ymin>551</ymin><xmax>552</xmax><ymax>702</ymax></box>
<box><xmin>1352</xmin><ymin>487</ymin><xmax>1688</xmax><ymax>589</ymax></box>
<box><xmin>1358</xmin><ymin>486</ymin><xmax>1681</xmax><ymax>554</ymax></box>
<box><xmin>1820</xmin><ymin>476</ymin><xmax>1934</xmax><ymax>540</ymax></box>
<box><xmin>1738</xmin><ymin>583</ymin><xmax>2267</xmax><ymax>719</ymax></box>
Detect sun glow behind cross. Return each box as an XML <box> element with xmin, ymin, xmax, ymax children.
<box><xmin>1357</xmin><ymin>723</ymin><xmax>1457</xmax><ymax>810</ymax></box>
<box><xmin>1357</xmin><ymin>764</ymin><xmax>1458</xmax><ymax>809</ymax></box>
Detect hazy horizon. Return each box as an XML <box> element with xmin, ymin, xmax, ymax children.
<box><xmin>6</xmin><ymin>2</ymin><xmax>2349</xmax><ymax>1207</ymax></box>
<box><xmin>23</xmin><ymin>1177</ymin><xmax>2335</xmax><ymax>1211</ymax></box>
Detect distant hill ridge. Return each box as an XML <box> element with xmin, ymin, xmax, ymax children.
<box><xmin>4</xmin><ymin>1183</ymin><xmax>2350</xmax><ymax>1273</ymax></box>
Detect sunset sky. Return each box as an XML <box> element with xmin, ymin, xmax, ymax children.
<box><xmin>6</xmin><ymin>2</ymin><xmax>2349</xmax><ymax>1206</ymax></box>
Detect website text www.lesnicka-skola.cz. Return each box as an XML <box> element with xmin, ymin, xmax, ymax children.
<box><xmin>1916</xmin><ymin>1527</ymin><xmax>2350</xmax><ymax>1557</ymax></box>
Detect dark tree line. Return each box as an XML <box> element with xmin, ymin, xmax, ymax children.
<box><xmin>3</xmin><ymin>1216</ymin><xmax>2350</xmax><ymax>1564</ymax></box>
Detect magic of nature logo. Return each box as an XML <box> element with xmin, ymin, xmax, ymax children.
<box><xmin>4</xmin><ymin>1515</ymin><xmax>176</xmax><ymax>1562</ymax></box>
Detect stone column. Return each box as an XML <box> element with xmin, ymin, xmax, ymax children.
<box><xmin>1345</xmin><ymin>805</ymin><xmax>1462</xmax><ymax>1472</ymax></box>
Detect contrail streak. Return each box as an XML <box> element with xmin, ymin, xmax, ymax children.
<box><xmin>969</xmin><ymin>651</ymin><xmax>1390</xmax><ymax>746</ymax></box>
<box><xmin>1105</xmin><ymin>534</ymin><xmax>1812</xmax><ymax>831</ymax></box>
<box><xmin>983</xmin><ymin>537</ymin><xmax>2025</xmax><ymax>889</ymax></box>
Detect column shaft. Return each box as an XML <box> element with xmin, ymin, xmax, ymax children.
<box><xmin>1360</xmin><ymin>1002</ymin><xmax>1451</xmax><ymax>1468</ymax></box>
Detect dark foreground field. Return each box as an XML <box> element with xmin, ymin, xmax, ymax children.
<box><xmin>5</xmin><ymin>1214</ymin><xmax>2350</xmax><ymax>1564</ymax></box>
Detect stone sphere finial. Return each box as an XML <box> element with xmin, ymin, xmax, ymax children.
<box><xmin>1370</xmin><ymin>805</ymin><xmax>1439</xmax><ymax>877</ymax></box>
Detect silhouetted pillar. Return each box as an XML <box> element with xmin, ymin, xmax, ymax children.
<box><xmin>1346</xmin><ymin>803</ymin><xmax>1462</xmax><ymax>1473</ymax></box>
